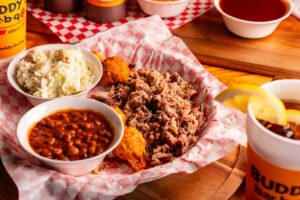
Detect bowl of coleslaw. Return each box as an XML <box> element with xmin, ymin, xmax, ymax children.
<box><xmin>7</xmin><ymin>44</ymin><xmax>102</xmax><ymax>106</ymax></box>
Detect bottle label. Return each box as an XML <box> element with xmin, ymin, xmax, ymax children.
<box><xmin>246</xmin><ymin>145</ymin><xmax>300</xmax><ymax>200</ymax></box>
<box><xmin>0</xmin><ymin>0</ymin><xmax>26</xmax><ymax>58</ymax></box>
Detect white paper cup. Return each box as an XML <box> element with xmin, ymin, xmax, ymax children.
<box><xmin>246</xmin><ymin>80</ymin><xmax>300</xmax><ymax>200</ymax></box>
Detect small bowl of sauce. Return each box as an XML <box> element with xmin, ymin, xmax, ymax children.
<box><xmin>214</xmin><ymin>0</ymin><xmax>293</xmax><ymax>38</ymax></box>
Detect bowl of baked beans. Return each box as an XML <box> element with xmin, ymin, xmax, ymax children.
<box><xmin>16</xmin><ymin>97</ymin><xmax>124</xmax><ymax>176</ymax></box>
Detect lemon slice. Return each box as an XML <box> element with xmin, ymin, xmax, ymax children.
<box><xmin>286</xmin><ymin>109</ymin><xmax>300</xmax><ymax>124</ymax></box>
<box><xmin>215</xmin><ymin>84</ymin><xmax>287</xmax><ymax>125</ymax></box>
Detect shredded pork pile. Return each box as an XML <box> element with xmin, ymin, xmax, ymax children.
<box><xmin>94</xmin><ymin>68</ymin><xmax>205</xmax><ymax>166</ymax></box>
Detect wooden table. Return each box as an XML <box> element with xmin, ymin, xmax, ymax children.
<box><xmin>1</xmin><ymin>8</ymin><xmax>299</xmax><ymax>200</ymax></box>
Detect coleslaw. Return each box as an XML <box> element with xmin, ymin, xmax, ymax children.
<box><xmin>15</xmin><ymin>48</ymin><xmax>95</xmax><ymax>98</ymax></box>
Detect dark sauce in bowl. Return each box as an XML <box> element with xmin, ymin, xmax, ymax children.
<box><xmin>220</xmin><ymin>0</ymin><xmax>288</xmax><ymax>22</ymax></box>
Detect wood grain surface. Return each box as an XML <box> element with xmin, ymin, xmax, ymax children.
<box><xmin>173</xmin><ymin>9</ymin><xmax>300</xmax><ymax>78</ymax></box>
<box><xmin>117</xmin><ymin>146</ymin><xmax>246</xmax><ymax>200</ymax></box>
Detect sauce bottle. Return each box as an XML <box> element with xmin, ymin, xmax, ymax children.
<box><xmin>85</xmin><ymin>0</ymin><xmax>126</xmax><ymax>23</ymax></box>
<box><xmin>44</xmin><ymin>0</ymin><xmax>84</xmax><ymax>14</ymax></box>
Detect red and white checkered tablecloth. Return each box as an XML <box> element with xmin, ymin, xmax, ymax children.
<box><xmin>27</xmin><ymin>0</ymin><xmax>214</xmax><ymax>44</ymax></box>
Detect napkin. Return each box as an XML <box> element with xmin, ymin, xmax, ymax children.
<box><xmin>0</xmin><ymin>16</ymin><xmax>246</xmax><ymax>200</ymax></box>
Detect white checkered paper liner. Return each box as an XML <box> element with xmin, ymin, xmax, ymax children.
<box><xmin>0</xmin><ymin>16</ymin><xmax>246</xmax><ymax>199</ymax></box>
<box><xmin>27</xmin><ymin>0</ymin><xmax>213</xmax><ymax>44</ymax></box>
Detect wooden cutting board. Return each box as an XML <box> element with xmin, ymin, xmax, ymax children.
<box><xmin>117</xmin><ymin>145</ymin><xmax>246</xmax><ymax>200</ymax></box>
<box><xmin>0</xmin><ymin>145</ymin><xmax>246</xmax><ymax>200</ymax></box>
<box><xmin>173</xmin><ymin>9</ymin><xmax>300</xmax><ymax>78</ymax></box>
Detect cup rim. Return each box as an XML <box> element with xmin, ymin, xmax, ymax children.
<box><xmin>138</xmin><ymin>0</ymin><xmax>188</xmax><ymax>5</ymax></box>
<box><xmin>7</xmin><ymin>44</ymin><xmax>103</xmax><ymax>101</ymax></box>
<box><xmin>16</xmin><ymin>97</ymin><xmax>124</xmax><ymax>165</ymax></box>
<box><xmin>214</xmin><ymin>0</ymin><xmax>294</xmax><ymax>25</ymax></box>
<box><xmin>247</xmin><ymin>79</ymin><xmax>300</xmax><ymax>146</ymax></box>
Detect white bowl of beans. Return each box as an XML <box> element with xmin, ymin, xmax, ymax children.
<box><xmin>17</xmin><ymin>97</ymin><xmax>124</xmax><ymax>176</ymax></box>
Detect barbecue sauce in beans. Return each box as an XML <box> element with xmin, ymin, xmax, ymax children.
<box><xmin>220</xmin><ymin>0</ymin><xmax>288</xmax><ymax>22</ymax></box>
<box><xmin>29</xmin><ymin>109</ymin><xmax>113</xmax><ymax>161</ymax></box>
<box><xmin>258</xmin><ymin>101</ymin><xmax>300</xmax><ymax>140</ymax></box>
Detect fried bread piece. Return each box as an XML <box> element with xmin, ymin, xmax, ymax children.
<box><xmin>113</xmin><ymin>127</ymin><xmax>146</xmax><ymax>171</ymax></box>
<box><xmin>92</xmin><ymin>51</ymin><xmax>105</xmax><ymax>62</ymax></box>
<box><xmin>112</xmin><ymin>106</ymin><xmax>127</xmax><ymax>124</ymax></box>
<box><xmin>100</xmin><ymin>56</ymin><xmax>131</xmax><ymax>86</ymax></box>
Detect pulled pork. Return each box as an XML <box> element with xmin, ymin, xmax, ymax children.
<box><xmin>93</xmin><ymin>68</ymin><xmax>204</xmax><ymax>167</ymax></box>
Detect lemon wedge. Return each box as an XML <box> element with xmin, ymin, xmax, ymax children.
<box><xmin>215</xmin><ymin>84</ymin><xmax>287</xmax><ymax>125</ymax></box>
<box><xmin>286</xmin><ymin>109</ymin><xmax>300</xmax><ymax>124</ymax></box>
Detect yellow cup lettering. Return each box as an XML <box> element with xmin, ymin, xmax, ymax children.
<box><xmin>0</xmin><ymin>0</ymin><xmax>26</xmax><ymax>58</ymax></box>
<box><xmin>247</xmin><ymin>146</ymin><xmax>300</xmax><ymax>200</ymax></box>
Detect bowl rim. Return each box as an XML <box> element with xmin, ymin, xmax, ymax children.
<box><xmin>214</xmin><ymin>0</ymin><xmax>294</xmax><ymax>25</ymax></box>
<box><xmin>247</xmin><ymin>100</ymin><xmax>300</xmax><ymax>146</ymax></box>
<box><xmin>138</xmin><ymin>0</ymin><xmax>188</xmax><ymax>5</ymax></box>
<box><xmin>16</xmin><ymin>97</ymin><xmax>124</xmax><ymax>165</ymax></box>
<box><xmin>7</xmin><ymin>44</ymin><xmax>103</xmax><ymax>101</ymax></box>
<box><xmin>247</xmin><ymin>79</ymin><xmax>300</xmax><ymax>146</ymax></box>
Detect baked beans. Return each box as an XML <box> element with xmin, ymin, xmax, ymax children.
<box><xmin>29</xmin><ymin>109</ymin><xmax>113</xmax><ymax>161</ymax></box>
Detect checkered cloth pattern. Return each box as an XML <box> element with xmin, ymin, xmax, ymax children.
<box><xmin>0</xmin><ymin>16</ymin><xmax>246</xmax><ymax>200</ymax></box>
<box><xmin>27</xmin><ymin>0</ymin><xmax>214</xmax><ymax>44</ymax></box>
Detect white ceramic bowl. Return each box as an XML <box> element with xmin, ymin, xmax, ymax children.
<box><xmin>7</xmin><ymin>44</ymin><xmax>103</xmax><ymax>106</ymax></box>
<box><xmin>214</xmin><ymin>0</ymin><xmax>293</xmax><ymax>38</ymax></box>
<box><xmin>17</xmin><ymin>97</ymin><xmax>124</xmax><ymax>176</ymax></box>
<box><xmin>137</xmin><ymin>0</ymin><xmax>189</xmax><ymax>18</ymax></box>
